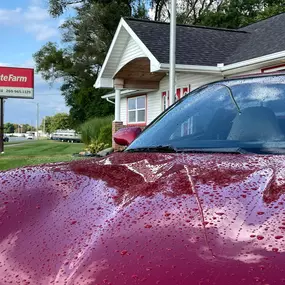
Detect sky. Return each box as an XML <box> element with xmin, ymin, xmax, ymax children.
<box><xmin>0</xmin><ymin>0</ymin><xmax>72</xmax><ymax>126</ymax></box>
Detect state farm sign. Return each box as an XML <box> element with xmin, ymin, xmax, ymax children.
<box><xmin>0</xmin><ymin>67</ymin><xmax>34</xmax><ymax>99</ymax></box>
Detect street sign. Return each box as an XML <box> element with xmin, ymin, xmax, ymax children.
<box><xmin>0</xmin><ymin>66</ymin><xmax>34</xmax><ymax>153</ymax></box>
<box><xmin>0</xmin><ymin>67</ymin><xmax>34</xmax><ymax>99</ymax></box>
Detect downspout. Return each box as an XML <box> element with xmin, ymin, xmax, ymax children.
<box><xmin>106</xmin><ymin>97</ymin><xmax>115</xmax><ymax>104</ymax></box>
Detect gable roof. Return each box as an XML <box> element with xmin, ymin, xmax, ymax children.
<box><xmin>125</xmin><ymin>18</ymin><xmax>248</xmax><ymax>66</ymax></box>
<box><xmin>125</xmin><ymin>13</ymin><xmax>285</xmax><ymax>66</ymax></box>
<box><xmin>226</xmin><ymin>13</ymin><xmax>285</xmax><ymax>64</ymax></box>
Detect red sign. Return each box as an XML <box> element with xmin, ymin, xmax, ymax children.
<box><xmin>0</xmin><ymin>67</ymin><xmax>34</xmax><ymax>99</ymax></box>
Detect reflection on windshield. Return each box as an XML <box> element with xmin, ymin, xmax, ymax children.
<box><xmin>128</xmin><ymin>75</ymin><xmax>285</xmax><ymax>154</ymax></box>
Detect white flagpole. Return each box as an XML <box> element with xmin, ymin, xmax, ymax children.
<box><xmin>169</xmin><ymin>0</ymin><xmax>176</xmax><ymax>106</ymax></box>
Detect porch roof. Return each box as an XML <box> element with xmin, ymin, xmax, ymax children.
<box><xmin>102</xmin><ymin>89</ymin><xmax>157</xmax><ymax>100</ymax></box>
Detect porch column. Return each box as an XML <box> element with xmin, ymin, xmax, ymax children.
<box><xmin>114</xmin><ymin>88</ymin><xmax>121</xmax><ymax>122</ymax></box>
<box><xmin>114</xmin><ymin>78</ymin><xmax>124</xmax><ymax>122</ymax></box>
<box><xmin>112</xmin><ymin>79</ymin><xmax>125</xmax><ymax>151</ymax></box>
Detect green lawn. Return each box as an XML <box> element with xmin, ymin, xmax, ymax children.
<box><xmin>0</xmin><ymin>140</ymin><xmax>85</xmax><ymax>171</ymax></box>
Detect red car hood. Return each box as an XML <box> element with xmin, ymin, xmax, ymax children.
<box><xmin>1</xmin><ymin>152</ymin><xmax>285</xmax><ymax>284</ymax></box>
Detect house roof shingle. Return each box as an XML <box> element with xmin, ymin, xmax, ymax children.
<box><xmin>226</xmin><ymin>13</ymin><xmax>285</xmax><ymax>64</ymax></box>
<box><xmin>125</xmin><ymin>13</ymin><xmax>285</xmax><ymax>66</ymax></box>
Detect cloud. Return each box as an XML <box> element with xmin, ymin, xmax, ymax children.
<box><xmin>0</xmin><ymin>8</ymin><xmax>22</xmax><ymax>25</ymax></box>
<box><xmin>0</xmin><ymin>4</ymin><xmax>59</xmax><ymax>41</ymax></box>
<box><xmin>24</xmin><ymin>6</ymin><xmax>49</xmax><ymax>21</ymax></box>
<box><xmin>25</xmin><ymin>24</ymin><xmax>58</xmax><ymax>41</ymax></box>
<box><xmin>5</xmin><ymin>95</ymin><xmax>69</xmax><ymax>125</ymax></box>
<box><xmin>4</xmin><ymin>85</ymin><xmax>69</xmax><ymax>125</ymax></box>
<box><xmin>30</xmin><ymin>0</ymin><xmax>44</xmax><ymax>5</ymax></box>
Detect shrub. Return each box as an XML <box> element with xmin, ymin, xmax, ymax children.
<box><xmin>80</xmin><ymin>115</ymin><xmax>113</xmax><ymax>146</ymax></box>
<box><xmin>85</xmin><ymin>139</ymin><xmax>109</xmax><ymax>154</ymax></box>
<box><xmin>98</xmin><ymin>124</ymin><xmax>112</xmax><ymax>146</ymax></box>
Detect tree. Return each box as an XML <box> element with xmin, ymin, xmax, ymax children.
<box><xmin>13</xmin><ymin>124</ymin><xmax>21</xmax><ymax>133</ymax></box>
<box><xmin>22</xmin><ymin>124</ymin><xmax>35</xmax><ymax>133</ymax></box>
<box><xmin>49</xmin><ymin>113</ymin><xmax>71</xmax><ymax>132</ymax></box>
<box><xmin>4</xmin><ymin>123</ymin><xmax>35</xmax><ymax>133</ymax></box>
<box><xmin>34</xmin><ymin>1</ymin><xmax>149</xmax><ymax>126</ymax></box>
<box><xmin>4</xmin><ymin>123</ymin><xmax>15</xmax><ymax>133</ymax></box>
<box><xmin>41</xmin><ymin>113</ymin><xmax>71</xmax><ymax>134</ymax></box>
<box><xmin>41</xmin><ymin>116</ymin><xmax>53</xmax><ymax>134</ymax></box>
<box><xmin>22</xmin><ymin>124</ymin><xmax>28</xmax><ymax>133</ymax></box>
<box><xmin>190</xmin><ymin>0</ymin><xmax>285</xmax><ymax>28</ymax></box>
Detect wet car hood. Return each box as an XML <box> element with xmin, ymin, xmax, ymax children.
<box><xmin>1</xmin><ymin>152</ymin><xmax>285</xmax><ymax>284</ymax></box>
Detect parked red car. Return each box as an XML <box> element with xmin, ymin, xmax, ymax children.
<box><xmin>2</xmin><ymin>74</ymin><xmax>285</xmax><ymax>284</ymax></box>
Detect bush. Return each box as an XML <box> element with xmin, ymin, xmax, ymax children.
<box><xmin>98</xmin><ymin>124</ymin><xmax>112</xmax><ymax>146</ymax></box>
<box><xmin>80</xmin><ymin>115</ymin><xmax>113</xmax><ymax>146</ymax></box>
<box><xmin>85</xmin><ymin>139</ymin><xmax>109</xmax><ymax>154</ymax></box>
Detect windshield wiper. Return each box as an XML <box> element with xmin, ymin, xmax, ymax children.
<box><xmin>126</xmin><ymin>146</ymin><xmax>251</xmax><ymax>154</ymax></box>
<box><xmin>177</xmin><ymin>147</ymin><xmax>251</xmax><ymax>154</ymax></box>
<box><xmin>126</xmin><ymin>145</ymin><xmax>179</xmax><ymax>153</ymax></box>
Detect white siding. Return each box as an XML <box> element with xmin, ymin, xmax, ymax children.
<box><xmin>176</xmin><ymin>73</ymin><xmax>223</xmax><ymax>91</ymax></box>
<box><xmin>103</xmin><ymin>27</ymin><xmax>130</xmax><ymax>78</ymax></box>
<box><xmin>146</xmin><ymin>72</ymin><xmax>223</xmax><ymax>124</ymax></box>
<box><xmin>120</xmin><ymin>97</ymin><xmax>127</xmax><ymax>125</ymax></box>
<box><xmin>147</xmin><ymin>91</ymin><xmax>162</xmax><ymax>124</ymax></box>
<box><xmin>227</xmin><ymin>68</ymin><xmax>261</xmax><ymax>78</ymax></box>
<box><xmin>116</xmin><ymin>37</ymin><xmax>146</xmax><ymax>73</ymax></box>
<box><xmin>119</xmin><ymin>72</ymin><xmax>223</xmax><ymax>126</ymax></box>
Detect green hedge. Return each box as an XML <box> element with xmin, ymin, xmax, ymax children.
<box><xmin>80</xmin><ymin>116</ymin><xmax>113</xmax><ymax>146</ymax></box>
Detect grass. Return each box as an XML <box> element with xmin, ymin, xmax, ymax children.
<box><xmin>0</xmin><ymin>140</ymin><xmax>85</xmax><ymax>171</ymax></box>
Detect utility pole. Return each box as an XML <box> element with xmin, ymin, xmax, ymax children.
<box><xmin>43</xmin><ymin>116</ymin><xmax>46</xmax><ymax>135</ymax></box>
<box><xmin>169</xmin><ymin>0</ymin><xmax>177</xmax><ymax>106</ymax></box>
<box><xmin>36</xmin><ymin>103</ymin><xmax>39</xmax><ymax>140</ymax></box>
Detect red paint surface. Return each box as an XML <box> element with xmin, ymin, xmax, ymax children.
<box><xmin>113</xmin><ymin>127</ymin><xmax>142</xmax><ymax>146</ymax></box>
<box><xmin>0</xmin><ymin>67</ymin><xmax>34</xmax><ymax>88</ymax></box>
<box><xmin>2</xmin><ymin>153</ymin><xmax>285</xmax><ymax>284</ymax></box>
<box><xmin>176</xmin><ymin>88</ymin><xmax>181</xmax><ymax>99</ymax></box>
<box><xmin>182</xmin><ymin>86</ymin><xmax>190</xmax><ymax>96</ymax></box>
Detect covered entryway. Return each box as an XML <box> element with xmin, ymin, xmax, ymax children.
<box><xmin>94</xmin><ymin>18</ymin><xmax>167</xmax><ymax>148</ymax></box>
<box><xmin>112</xmin><ymin>57</ymin><xmax>165</xmax><ymax>122</ymax></box>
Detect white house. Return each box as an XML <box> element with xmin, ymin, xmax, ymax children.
<box><xmin>95</xmin><ymin>13</ymin><xmax>285</xmax><ymax>147</ymax></box>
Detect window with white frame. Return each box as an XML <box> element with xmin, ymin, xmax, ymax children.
<box><xmin>128</xmin><ymin>95</ymin><xmax>146</xmax><ymax>124</ymax></box>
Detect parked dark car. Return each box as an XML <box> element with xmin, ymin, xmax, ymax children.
<box><xmin>2</xmin><ymin>74</ymin><xmax>285</xmax><ymax>284</ymax></box>
<box><xmin>3</xmin><ymin>135</ymin><xmax>9</xmax><ymax>142</ymax></box>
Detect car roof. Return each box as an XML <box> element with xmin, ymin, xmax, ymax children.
<box><xmin>208</xmin><ymin>71</ymin><xmax>285</xmax><ymax>87</ymax></box>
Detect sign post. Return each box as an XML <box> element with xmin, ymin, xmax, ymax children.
<box><xmin>0</xmin><ymin>66</ymin><xmax>34</xmax><ymax>153</ymax></box>
<box><xmin>0</xmin><ymin>98</ymin><xmax>3</xmax><ymax>153</ymax></box>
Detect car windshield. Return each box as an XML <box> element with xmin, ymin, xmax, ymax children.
<box><xmin>127</xmin><ymin>75</ymin><xmax>285</xmax><ymax>154</ymax></box>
